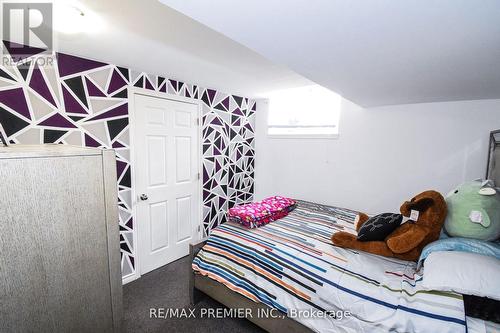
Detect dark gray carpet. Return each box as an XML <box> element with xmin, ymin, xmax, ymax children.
<box><xmin>123</xmin><ymin>255</ymin><xmax>265</xmax><ymax>333</ymax></box>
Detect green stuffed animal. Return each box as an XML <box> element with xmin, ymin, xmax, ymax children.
<box><xmin>444</xmin><ymin>180</ymin><xmax>500</xmax><ymax>241</ymax></box>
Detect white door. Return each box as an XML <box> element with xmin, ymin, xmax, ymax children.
<box><xmin>134</xmin><ymin>93</ymin><xmax>200</xmax><ymax>275</ymax></box>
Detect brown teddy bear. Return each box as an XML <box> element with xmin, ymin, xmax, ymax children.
<box><xmin>331</xmin><ymin>190</ymin><xmax>447</xmax><ymax>261</ymax></box>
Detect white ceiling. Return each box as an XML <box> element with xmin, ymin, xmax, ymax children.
<box><xmin>49</xmin><ymin>0</ymin><xmax>311</xmax><ymax>98</ymax></box>
<box><xmin>159</xmin><ymin>0</ymin><xmax>500</xmax><ymax>107</ymax></box>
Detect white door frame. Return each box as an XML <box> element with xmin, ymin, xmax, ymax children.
<box><xmin>124</xmin><ymin>86</ymin><xmax>203</xmax><ymax>284</ymax></box>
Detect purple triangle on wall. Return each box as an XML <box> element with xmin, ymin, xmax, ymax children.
<box><xmin>29</xmin><ymin>64</ymin><xmax>57</xmax><ymax>106</ymax></box>
<box><xmin>38</xmin><ymin>113</ymin><xmax>77</xmax><ymax>128</ymax></box>
<box><xmin>144</xmin><ymin>77</ymin><xmax>154</xmax><ymax>90</ymax></box>
<box><xmin>116</xmin><ymin>160</ymin><xmax>127</xmax><ymax>178</ymax></box>
<box><xmin>207</xmin><ymin>89</ymin><xmax>216</xmax><ymax>104</ymax></box>
<box><xmin>0</xmin><ymin>88</ymin><xmax>31</xmax><ymax>119</ymax></box>
<box><xmin>57</xmin><ymin>53</ymin><xmax>107</xmax><ymax>77</ymax></box>
<box><xmin>3</xmin><ymin>40</ymin><xmax>47</xmax><ymax>62</ymax></box>
<box><xmin>86</xmin><ymin>103</ymin><xmax>128</xmax><ymax>121</ymax></box>
<box><xmin>107</xmin><ymin>70</ymin><xmax>127</xmax><ymax>94</ymax></box>
<box><xmin>62</xmin><ymin>85</ymin><xmax>88</xmax><ymax>114</ymax></box>
<box><xmin>211</xmin><ymin>117</ymin><xmax>222</xmax><ymax>126</ymax></box>
<box><xmin>112</xmin><ymin>140</ymin><xmax>125</xmax><ymax>148</ymax></box>
<box><xmin>126</xmin><ymin>217</ymin><xmax>133</xmax><ymax>229</ymax></box>
<box><xmin>233</xmin><ymin>108</ymin><xmax>244</xmax><ymax>116</ymax></box>
<box><xmin>85</xmin><ymin>77</ymin><xmax>106</xmax><ymax>97</ymax></box>
<box><xmin>203</xmin><ymin>168</ymin><xmax>209</xmax><ymax>183</ymax></box>
<box><xmin>84</xmin><ymin>133</ymin><xmax>101</xmax><ymax>147</ymax></box>
<box><xmin>169</xmin><ymin>79</ymin><xmax>178</xmax><ymax>91</ymax></box>
<box><xmin>222</xmin><ymin>97</ymin><xmax>229</xmax><ymax>110</ymax></box>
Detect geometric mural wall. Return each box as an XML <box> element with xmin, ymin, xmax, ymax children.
<box><xmin>0</xmin><ymin>40</ymin><xmax>255</xmax><ymax>279</ymax></box>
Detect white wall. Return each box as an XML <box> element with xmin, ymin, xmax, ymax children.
<box><xmin>255</xmin><ymin>98</ymin><xmax>500</xmax><ymax>214</ymax></box>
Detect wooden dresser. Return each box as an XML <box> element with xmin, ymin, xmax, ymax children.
<box><xmin>0</xmin><ymin>145</ymin><xmax>122</xmax><ymax>332</ymax></box>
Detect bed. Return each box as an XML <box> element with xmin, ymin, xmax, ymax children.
<box><xmin>189</xmin><ymin>200</ymin><xmax>482</xmax><ymax>332</ymax></box>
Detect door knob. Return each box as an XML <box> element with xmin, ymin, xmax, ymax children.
<box><xmin>140</xmin><ymin>194</ymin><xmax>149</xmax><ymax>201</ymax></box>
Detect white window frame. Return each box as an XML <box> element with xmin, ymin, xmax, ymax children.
<box><xmin>267</xmin><ymin>125</ymin><xmax>339</xmax><ymax>139</ymax></box>
<box><xmin>266</xmin><ymin>85</ymin><xmax>341</xmax><ymax>139</ymax></box>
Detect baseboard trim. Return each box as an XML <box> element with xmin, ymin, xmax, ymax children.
<box><xmin>122</xmin><ymin>271</ymin><xmax>140</xmax><ymax>285</ymax></box>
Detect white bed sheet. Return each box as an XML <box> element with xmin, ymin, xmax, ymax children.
<box><xmin>466</xmin><ymin>317</ymin><xmax>500</xmax><ymax>333</ymax></box>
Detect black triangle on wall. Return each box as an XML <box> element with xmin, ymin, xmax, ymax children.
<box><xmin>134</xmin><ymin>76</ymin><xmax>143</xmax><ymax>88</ymax></box>
<box><xmin>201</xmin><ymin>90</ymin><xmax>210</xmax><ymax>107</ymax></box>
<box><xmin>214</xmin><ymin>102</ymin><xmax>227</xmax><ymax>111</ymax></box>
<box><xmin>119</xmin><ymin>167</ymin><xmax>131</xmax><ymax>188</ymax></box>
<box><xmin>107</xmin><ymin>118</ymin><xmax>129</xmax><ymax>141</ymax></box>
<box><xmin>68</xmin><ymin>115</ymin><xmax>85</xmax><ymax>122</ymax></box>
<box><xmin>0</xmin><ymin>68</ymin><xmax>15</xmax><ymax>81</ymax></box>
<box><xmin>64</xmin><ymin>76</ymin><xmax>88</xmax><ymax>108</ymax></box>
<box><xmin>157</xmin><ymin>76</ymin><xmax>165</xmax><ymax>88</ymax></box>
<box><xmin>44</xmin><ymin>129</ymin><xmax>66</xmax><ymax>143</ymax></box>
<box><xmin>233</xmin><ymin>95</ymin><xmax>243</xmax><ymax>107</ymax></box>
<box><xmin>120</xmin><ymin>242</ymin><xmax>131</xmax><ymax>254</ymax></box>
<box><xmin>117</xmin><ymin>66</ymin><xmax>129</xmax><ymax>82</ymax></box>
<box><xmin>0</xmin><ymin>107</ymin><xmax>29</xmax><ymax>136</ymax></box>
<box><xmin>112</xmin><ymin>88</ymin><xmax>128</xmax><ymax>99</ymax></box>
<box><xmin>17</xmin><ymin>62</ymin><xmax>30</xmax><ymax>80</ymax></box>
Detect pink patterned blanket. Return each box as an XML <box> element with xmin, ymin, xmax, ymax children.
<box><xmin>227</xmin><ymin>196</ymin><xmax>296</xmax><ymax>228</ymax></box>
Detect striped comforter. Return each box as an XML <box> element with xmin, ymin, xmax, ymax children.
<box><xmin>192</xmin><ymin>200</ymin><xmax>466</xmax><ymax>333</ymax></box>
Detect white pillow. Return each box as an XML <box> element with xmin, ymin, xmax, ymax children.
<box><xmin>422</xmin><ymin>251</ymin><xmax>500</xmax><ymax>301</ymax></box>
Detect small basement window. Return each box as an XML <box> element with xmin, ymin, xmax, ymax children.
<box><xmin>267</xmin><ymin>85</ymin><xmax>341</xmax><ymax>138</ymax></box>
